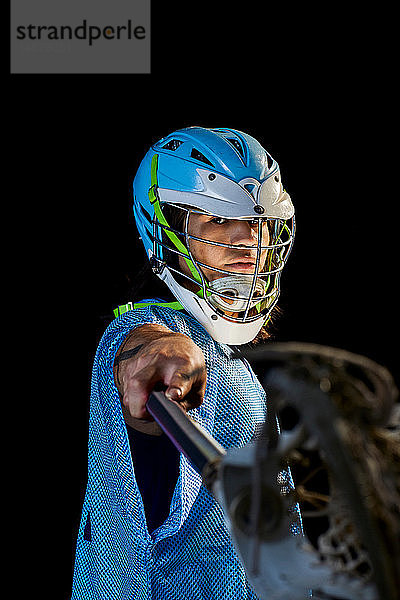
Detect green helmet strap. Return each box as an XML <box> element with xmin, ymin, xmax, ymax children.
<box><xmin>148</xmin><ymin>154</ymin><xmax>204</xmax><ymax>288</ymax></box>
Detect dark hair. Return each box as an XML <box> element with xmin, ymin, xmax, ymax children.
<box><xmin>128</xmin><ymin>257</ymin><xmax>174</xmax><ymax>303</ymax></box>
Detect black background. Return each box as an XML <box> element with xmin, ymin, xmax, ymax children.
<box><xmin>9</xmin><ymin>3</ymin><xmax>397</xmax><ymax>598</ymax></box>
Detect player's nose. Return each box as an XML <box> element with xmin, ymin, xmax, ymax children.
<box><xmin>229</xmin><ymin>220</ymin><xmax>258</xmax><ymax>247</ymax></box>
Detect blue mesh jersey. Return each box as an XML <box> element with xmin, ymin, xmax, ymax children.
<box><xmin>72</xmin><ymin>304</ymin><xmax>294</xmax><ymax>600</ymax></box>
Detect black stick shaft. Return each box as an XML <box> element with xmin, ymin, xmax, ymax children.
<box><xmin>146</xmin><ymin>391</ymin><xmax>226</xmax><ymax>481</ymax></box>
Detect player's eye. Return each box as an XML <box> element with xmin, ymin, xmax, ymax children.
<box><xmin>210</xmin><ymin>217</ymin><xmax>228</xmax><ymax>225</ymax></box>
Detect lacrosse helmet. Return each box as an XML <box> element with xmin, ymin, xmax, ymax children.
<box><xmin>132</xmin><ymin>127</ymin><xmax>295</xmax><ymax>344</ymax></box>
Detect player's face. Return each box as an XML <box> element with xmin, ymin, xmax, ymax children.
<box><xmin>179</xmin><ymin>213</ymin><xmax>270</xmax><ymax>284</ymax></box>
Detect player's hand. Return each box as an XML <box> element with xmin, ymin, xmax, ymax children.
<box><xmin>114</xmin><ymin>326</ymin><xmax>206</xmax><ymax>420</ymax></box>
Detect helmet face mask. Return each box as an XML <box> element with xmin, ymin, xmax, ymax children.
<box><xmin>154</xmin><ymin>207</ymin><xmax>294</xmax><ymax>324</ymax></box>
<box><xmin>133</xmin><ymin>127</ymin><xmax>295</xmax><ymax>344</ymax></box>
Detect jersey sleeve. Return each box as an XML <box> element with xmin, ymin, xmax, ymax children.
<box><xmin>86</xmin><ymin>304</ymin><xmax>218</xmax><ymax>541</ymax></box>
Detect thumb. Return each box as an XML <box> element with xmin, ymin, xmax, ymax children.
<box><xmin>164</xmin><ymin>386</ymin><xmax>183</xmax><ymax>401</ymax></box>
<box><xmin>164</xmin><ymin>369</ymin><xmax>192</xmax><ymax>400</ymax></box>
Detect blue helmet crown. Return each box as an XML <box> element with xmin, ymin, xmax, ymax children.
<box><xmin>133</xmin><ymin>126</ymin><xmax>279</xmax><ymax>258</ymax></box>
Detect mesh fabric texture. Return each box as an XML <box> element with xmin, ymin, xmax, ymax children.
<box><xmin>71</xmin><ymin>304</ymin><xmax>297</xmax><ymax>599</ymax></box>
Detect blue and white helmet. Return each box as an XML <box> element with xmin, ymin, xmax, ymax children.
<box><xmin>133</xmin><ymin>126</ymin><xmax>295</xmax><ymax>344</ymax></box>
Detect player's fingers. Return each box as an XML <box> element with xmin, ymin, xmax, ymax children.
<box><xmin>165</xmin><ymin>365</ymin><xmax>206</xmax><ymax>409</ymax></box>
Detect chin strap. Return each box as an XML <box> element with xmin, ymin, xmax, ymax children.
<box><xmin>208</xmin><ymin>275</ymin><xmax>267</xmax><ymax>312</ymax></box>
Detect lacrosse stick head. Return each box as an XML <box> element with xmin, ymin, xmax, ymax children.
<box><xmin>218</xmin><ymin>342</ymin><xmax>399</xmax><ymax>600</ymax></box>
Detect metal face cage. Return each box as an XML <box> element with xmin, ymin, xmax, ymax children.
<box><xmin>151</xmin><ymin>204</ymin><xmax>296</xmax><ymax>324</ymax></box>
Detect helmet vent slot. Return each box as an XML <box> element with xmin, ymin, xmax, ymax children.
<box><xmin>244</xmin><ymin>183</ymin><xmax>256</xmax><ymax>197</ymax></box>
<box><xmin>227</xmin><ymin>137</ymin><xmax>245</xmax><ymax>158</ymax></box>
<box><xmin>190</xmin><ymin>148</ymin><xmax>214</xmax><ymax>167</ymax></box>
<box><xmin>162</xmin><ymin>139</ymin><xmax>183</xmax><ymax>151</ymax></box>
